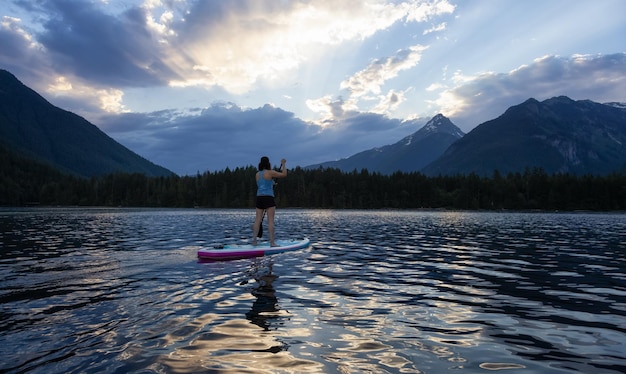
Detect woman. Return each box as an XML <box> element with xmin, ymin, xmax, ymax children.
<box><xmin>252</xmin><ymin>156</ymin><xmax>287</xmax><ymax>246</ymax></box>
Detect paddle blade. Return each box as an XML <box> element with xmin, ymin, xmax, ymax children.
<box><xmin>257</xmin><ymin>221</ymin><xmax>263</xmax><ymax>238</ymax></box>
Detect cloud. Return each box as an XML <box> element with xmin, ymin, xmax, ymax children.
<box><xmin>432</xmin><ymin>53</ymin><xmax>626</xmax><ymax>130</ymax></box>
<box><xmin>1</xmin><ymin>16</ymin><xmax>37</xmax><ymax>56</ymax></box>
<box><xmin>0</xmin><ymin>0</ymin><xmax>456</xmax><ymax>118</ymax></box>
<box><xmin>306</xmin><ymin>44</ymin><xmax>427</xmax><ymax>121</ymax></box>
<box><xmin>35</xmin><ymin>1</ymin><xmax>173</xmax><ymax>87</ymax></box>
<box><xmin>48</xmin><ymin>75</ymin><xmax>128</xmax><ymax>113</ymax></box>
<box><xmin>97</xmin><ymin>103</ymin><xmax>308</xmax><ymax>173</ymax></box>
<box><xmin>340</xmin><ymin>44</ymin><xmax>428</xmax><ymax>98</ymax></box>
<box><xmin>305</xmin><ymin>95</ymin><xmax>358</xmax><ymax>125</ymax></box>
<box><xmin>164</xmin><ymin>0</ymin><xmax>453</xmax><ymax>94</ymax></box>
<box><xmin>2</xmin><ymin>0</ymin><xmax>455</xmax><ymax>89</ymax></box>
<box><xmin>372</xmin><ymin>89</ymin><xmax>409</xmax><ymax>114</ymax></box>
<box><xmin>98</xmin><ymin>102</ymin><xmax>421</xmax><ymax>175</ymax></box>
<box><xmin>0</xmin><ymin>15</ymin><xmax>49</xmax><ymax>81</ymax></box>
<box><xmin>406</xmin><ymin>0</ymin><xmax>456</xmax><ymax>22</ymax></box>
<box><xmin>423</xmin><ymin>22</ymin><xmax>447</xmax><ymax>35</ymax></box>
<box><xmin>0</xmin><ymin>2</ymin><xmax>170</xmax><ymax>116</ymax></box>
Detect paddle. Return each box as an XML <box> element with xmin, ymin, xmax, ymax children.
<box><xmin>257</xmin><ymin>209</ymin><xmax>265</xmax><ymax>238</ymax></box>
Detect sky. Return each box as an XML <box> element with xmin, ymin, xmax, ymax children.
<box><xmin>1</xmin><ymin>0</ymin><xmax>625</xmax><ymax>175</ymax></box>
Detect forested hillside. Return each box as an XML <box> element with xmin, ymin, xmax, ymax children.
<box><xmin>2</xmin><ymin>146</ymin><xmax>624</xmax><ymax>210</ymax></box>
<box><xmin>0</xmin><ymin>69</ymin><xmax>173</xmax><ymax>177</ymax></box>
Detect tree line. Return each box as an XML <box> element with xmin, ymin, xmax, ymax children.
<box><xmin>2</xmin><ymin>148</ymin><xmax>625</xmax><ymax>211</ymax></box>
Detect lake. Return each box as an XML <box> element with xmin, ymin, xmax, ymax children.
<box><xmin>0</xmin><ymin>208</ymin><xmax>625</xmax><ymax>373</ymax></box>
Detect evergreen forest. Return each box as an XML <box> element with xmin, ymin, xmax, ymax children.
<box><xmin>2</xmin><ymin>146</ymin><xmax>625</xmax><ymax>211</ymax></box>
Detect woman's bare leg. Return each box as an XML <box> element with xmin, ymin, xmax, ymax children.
<box><xmin>267</xmin><ymin>206</ymin><xmax>277</xmax><ymax>246</ymax></box>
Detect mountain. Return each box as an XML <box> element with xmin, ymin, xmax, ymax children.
<box><xmin>422</xmin><ymin>96</ymin><xmax>626</xmax><ymax>176</ymax></box>
<box><xmin>0</xmin><ymin>69</ymin><xmax>173</xmax><ymax>177</ymax></box>
<box><xmin>306</xmin><ymin>114</ymin><xmax>464</xmax><ymax>174</ymax></box>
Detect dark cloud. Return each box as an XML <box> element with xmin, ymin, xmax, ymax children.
<box><xmin>32</xmin><ymin>0</ymin><xmax>174</xmax><ymax>87</ymax></box>
<box><xmin>0</xmin><ymin>21</ymin><xmax>28</xmax><ymax>61</ymax></box>
<box><xmin>342</xmin><ymin>112</ymin><xmax>402</xmax><ymax>133</ymax></box>
<box><xmin>0</xmin><ymin>0</ymin><xmax>177</xmax><ymax>89</ymax></box>
<box><xmin>0</xmin><ymin>14</ymin><xmax>51</xmax><ymax>85</ymax></box>
<box><xmin>99</xmin><ymin>102</ymin><xmax>419</xmax><ymax>175</ymax></box>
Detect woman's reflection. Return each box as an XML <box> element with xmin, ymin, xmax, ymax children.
<box><xmin>245</xmin><ymin>260</ymin><xmax>279</xmax><ymax>331</ymax></box>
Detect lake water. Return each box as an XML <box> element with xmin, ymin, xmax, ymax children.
<box><xmin>0</xmin><ymin>208</ymin><xmax>625</xmax><ymax>373</ymax></box>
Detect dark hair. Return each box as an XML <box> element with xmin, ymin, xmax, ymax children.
<box><xmin>258</xmin><ymin>156</ymin><xmax>271</xmax><ymax>171</ymax></box>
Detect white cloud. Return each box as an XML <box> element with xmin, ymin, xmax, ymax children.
<box><xmin>372</xmin><ymin>89</ymin><xmax>408</xmax><ymax>114</ymax></box>
<box><xmin>158</xmin><ymin>0</ymin><xmax>454</xmax><ymax>94</ymax></box>
<box><xmin>425</xmin><ymin>82</ymin><xmax>444</xmax><ymax>91</ymax></box>
<box><xmin>48</xmin><ymin>75</ymin><xmax>128</xmax><ymax>113</ymax></box>
<box><xmin>423</xmin><ymin>22</ymin><xmax>447</xmax><ymax>35</ymax></box>
<box><xmin>433</xmin><ymin>53</ymin><xmax>626</xmax><ymax>130</ymax></box>
<box><xmin>71</xmin><ymin>0</ymin><xmax>403</xmax><ymax>95</ymax></box>
<box><xmin>406</xmin><ymin>0</ymin><xmax>455</xmax><ymax>22</ymax></box>
<box><xmin>340</xmin><ymin>44</ymin><xmax>428</xmax><ymax>98</ymax></box>
<box><xmin>305</xmin><ymin>43</ymin><xmax>428</xmax><ymax>122</ymax></box>
<box><xmin>305</xmin><ymin>96</ymin><xmax>359</xmax><ymax>126</ymax></box>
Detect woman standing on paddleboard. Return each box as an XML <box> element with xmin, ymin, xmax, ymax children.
<box><xmin>252</xmin><ymin>156</ymin><xmax>287</xmax><ymax>246</ymax></box>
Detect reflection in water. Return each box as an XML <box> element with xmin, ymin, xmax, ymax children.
<box><xmin>245</xmin><ymin>261</ymin><xmax>281</xmax><ymax>333</ymax></box>
<box><xmin>160</xmin><ymin>258</ymin><xmax>324</xmax><ymax>373</ymax></box>
<box><xmin>0</xmin><ymin>209</ymin><xmax>625</xmax><ymax>373</ymax></box>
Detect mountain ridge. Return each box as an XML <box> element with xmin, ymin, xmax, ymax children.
<box><xmin>422</xmin><ymin>96</ymin><xmax>626</xmax><ymax>176</ymax></box>
<box><xmin>0</xmin><ymin>69</ymin><xmax>173</xmax><ymax>177</ymax></box>
<box><xmin>305</xmin><ymin>113</ymin><xmax>465</xmax><ymax>174</ymax></box>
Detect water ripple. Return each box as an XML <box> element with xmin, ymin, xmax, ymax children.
<box><xmin>0</xmin><ymin>208</ymin><xmax>624</xmax><ymax>373</ymax></box>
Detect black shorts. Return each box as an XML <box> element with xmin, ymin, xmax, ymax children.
<box><xmin>256</xmin><ymin>195</ymin><xmax>276</xmax><ymax>210</ymax></box>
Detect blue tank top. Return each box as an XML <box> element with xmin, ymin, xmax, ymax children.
<box><xmin>257</xmin><ymin>170</ymin><xmax>274</xmax><ymax>196</ymax></box>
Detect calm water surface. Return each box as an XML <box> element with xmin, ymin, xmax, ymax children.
<box><xmin>0</xmin><ymin>208</ymin><xmax>625</xmax><ymax>373</ymax></box>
